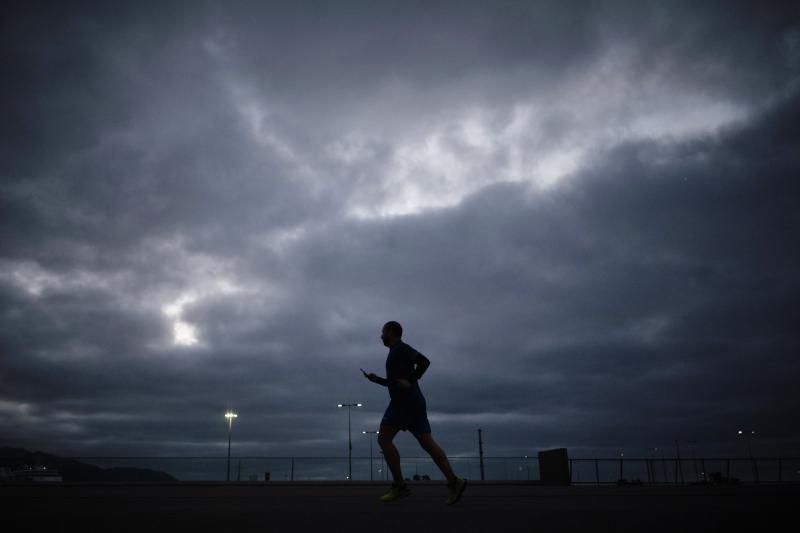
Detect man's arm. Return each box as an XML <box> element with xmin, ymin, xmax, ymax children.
<box><xmin>409</xmin><ymin>352</ymin><xmax>430</xmax><ymax>382</ymax></box>
<box><xmin>367</xmin><ymin>373</ymin><xmax>389</xmax><ymax>386</ymax></box>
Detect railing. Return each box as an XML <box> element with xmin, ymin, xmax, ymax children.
<box><xmin>4</xmin><ymin>456</ymin><xmax>798</xmax><ymax>484</ymax></box>
<box><xmin>568</xmin><ymin>457</ymin><xmax>799</xmax><ymax>485</ymax></box>
<box><xmin>16</xmin><ymin>456</ymin><xmax>536</xmax><ymax>482</ymax></box>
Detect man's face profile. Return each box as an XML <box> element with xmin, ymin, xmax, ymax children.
<box><xmin>381</xmin><ymin>327</ymin><xmax>391</xmax><ymax>347</ymax></box>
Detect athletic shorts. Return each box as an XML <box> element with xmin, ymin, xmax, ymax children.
<box><xmin>380</xmin><ymin>394</ymin><xmax>431</xmax><ymax>436</ymax></box>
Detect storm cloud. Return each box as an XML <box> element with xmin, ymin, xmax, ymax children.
<box><xmin>1</xmin><ymin>1</ymin><xmax>798</xmax><ymax>464</ymax></box>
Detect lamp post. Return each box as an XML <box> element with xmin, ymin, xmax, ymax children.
<box><xmin>649</xmin><ymin>447</ymin><xmax>665</xmax><ymax>484</ymax></box>
<box><xmin>674</xmin><ymin>439</ymin><xmax>684</xmax><ymax>484</ymax></box>
<box><xmin>738</xmin><ymin>430</ymin><xmax>759</xmax><ymax>482</ymax></box>
<box><xmin>225</xmin><ymin>411</ymin><xmax>238</xmax><ymax>482</ymax></box>
<box><xmin>687</xmin><ymin>440</ymin><xmax>700</xmax><ymax>481</ymax></box>
<box><xmin>478</xmin><ymin>428</ymin><xmax>485</xmax><ymax>481</ymax></box>
<box><xmin>338</xmin><ymin>403</ymin><xmax>362</xmax><ymax>480</ymax></box>
<box><xmin>363</xmin><ymin>430</ymin><xmax>380</xmax><ymax>481</ymax></box>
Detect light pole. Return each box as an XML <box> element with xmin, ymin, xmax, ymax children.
<box><xmin>524</xmin><ymin>455</ymin><xmax>530</xmax><ymax>481</ymax></box>
<box><xmin>363</xmin><ymin>430</ymin><xmax>380</xmax><ymax>481</ymax></box>
<box><xmin>687</xmin><ymin>440</ymin><xmax>699</xmax><ymax>481</ymax></box>
<box><xmin>738</xmin><ymin>430</ymin><xmax>759</xmax><ymax>482</ymax></box>
<box><xmin>478</xmin><ymin>428</ymin><xmax>485</xmax><ymax>481</ymax></box>
<box><xmin>654</xmin><ymin>447</ymin><xmax>668</xmax><ymax>483</ymax></box>
<box><xmin>674</xmin><ymin>439</ymin><xmax>684</xmax><ymax>484</ymax></box>
<box><xmin>338</xmin><ymin>402</ymin><xmax>362</xmax><ymax>480</ymax></box>
<box><xmin>649</xmin><ymin>447</ymin><xmax>665</xmax><ymax>484</ymax></box>
<box><xmin>225</xmin><ymin>411</ymin><xmax>238</xmax><ymax>482</ymax></box>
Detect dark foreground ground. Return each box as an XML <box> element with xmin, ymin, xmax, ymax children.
<box><xmin>4</xmin><ymin>481</ymin><xmax>797</xmax><ymax>532</ymax></box>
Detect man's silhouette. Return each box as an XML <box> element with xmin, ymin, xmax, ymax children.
<box><xmin>364</xmin><ymin>321</ymin><xmax>467</xmax><ymax>505</ymax></box>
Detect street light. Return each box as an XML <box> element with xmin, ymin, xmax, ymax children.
<box><xmin>738</xmin><ymin>429</ymin><xmax>759</xmax><ymax>482</ymax></box>
<box><xmin>737</xmin><ymin>430</ymin><xmax>756</xmax><ymax>456</ymax></box>
<box><xmin>524</xmin><ymin>455</ymin><xmax>529</xmax><ymax>481</ymax></box>
<box><xmin>338</xmin><ymin>402</ymin><xmax>362</xmax><ymax>480</ymax></box>
<box><xmin>225</xmin><ymin>411</ymin><xmax>238</xmax><ymax>482</ymax></box>
<box><xmin>687</xmin><ymin>440</ymin><xmax>700</xmax><ymax>481</ymax></box>
<box><xmin>363</xmin><ymin>430</ymin><xmax>380</xmax><ymax>481</ymax></box>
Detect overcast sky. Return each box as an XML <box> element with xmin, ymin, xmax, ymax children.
<box><xmin>1</xmin><ymin>1</ymin><xmax>799</xmax><ymax>465</ymax></box>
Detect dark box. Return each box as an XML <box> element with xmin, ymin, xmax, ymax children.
<box><xmin>538</xmin><ymin>448</ymin><xmax>570</xmax><ymax>485</ymax></box>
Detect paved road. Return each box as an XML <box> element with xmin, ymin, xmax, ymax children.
<box><xmin>4</xmin><ymin>481</ymin><xmax>796</xmax><ymax>532</ymax></box>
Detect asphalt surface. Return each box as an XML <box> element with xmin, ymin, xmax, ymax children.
<box><xmin>4</xmin><ymin>481</ymin><xmax>796</xmax><ymax>532</ymax></box>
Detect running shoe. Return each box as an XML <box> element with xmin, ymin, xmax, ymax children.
<box><xmin>380</xmin><ymin>484</ymin><xmax>411</xmax><ymax>502</ymax></box>
<box><xmin>446</xmin><ymin>476</ymin><xmax>467</xmax><ymax>505</ymax></box>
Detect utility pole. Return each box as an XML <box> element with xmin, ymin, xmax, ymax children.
<box><xmin>478</xmin><ymin>428</ymin><xmax>485</xmax><ymax>481</ymax></box>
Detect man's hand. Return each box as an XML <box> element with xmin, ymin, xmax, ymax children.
<box><xmin>361</xmin><ymin>369</ymin><xmax>389</xmax><ymax>387</ymax></box>
<box><xmin>396</xmin><ymin>378</ymin><xmax>412</xmax><ymax>390</ymax></box>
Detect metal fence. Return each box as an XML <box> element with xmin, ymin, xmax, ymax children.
<box><xmin>568</xmin><ymin>457</ymin><xmax>800</xmax><ymax>485</ymax></box>
<box><xmin>10</xmin><ymin>455</ymin><xmax>797</xmax><ymax>484</ymax></box>
<box><xmin>44</xmin><ymin>456</ymin><xmax>537</xmax><ymax>482</ymax></box>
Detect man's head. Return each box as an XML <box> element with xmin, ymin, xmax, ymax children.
<box><xmin>381</xmin><ymin>321</ymin><xmax>403</xmax><ymax>347</ymax></box>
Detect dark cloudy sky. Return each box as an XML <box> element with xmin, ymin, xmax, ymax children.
<box><xmin>2</xmin><ymin>1</ymin><xmax>799</xmax><ymax>463</ymax></box>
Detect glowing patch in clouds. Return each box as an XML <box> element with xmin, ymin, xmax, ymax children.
<box><xmin>173</xmin><ymin>321</ymin><xmax>199</xmax><ymax>346</ymax></box>
<box><xmin>340</xmin><ymin>49</ymin><xmax>749</xmax><ymax>219</ymax></box>
<box><xmin>161</xmin><ymin>294</ymin><xmax>200</xmax><ymax>347</ymax></box>
<box><xmin>148</xmin><ymin>235</ymin><xmax>252</xmax><ymax>349</ymax></box>
<box><xmin>0</xmin><ymin>259</ymin><xmax>115</xmax><ymax>296</ymax></box>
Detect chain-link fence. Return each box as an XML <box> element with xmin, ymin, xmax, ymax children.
<box><xmin>4</xmin><ymin>455</ymin><xmax>798</xmax><ymax>483</ymax></box>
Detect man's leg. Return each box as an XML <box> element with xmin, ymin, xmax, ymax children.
<box><xmin>378</xmin><ymin>425</ymin><xmax>404</xmax><ymax>485</ymax></box>
<box><xmin>415</xmin><ymin>433</ymin><xmax>457</xmax><ymax>485</ymax></box>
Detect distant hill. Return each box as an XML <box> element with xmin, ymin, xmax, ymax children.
<box><xmin>0</xmin><ymin>446</ymin><xmax>177</xmax><ymax>482</ymax></box>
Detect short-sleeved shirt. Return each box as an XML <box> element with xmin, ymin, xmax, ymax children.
<box><xmin>385</xmin><ymin>340</ymin><xmax>425</xmax><ymax>402</ymax></box>
<box><xmin>380</xmin><ymin>340</ymin><xmax>431</xmax><ymax>436</ymax></box>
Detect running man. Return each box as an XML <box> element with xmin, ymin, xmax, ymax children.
<box><xmin>363</xmin><ymin>320</ymin><xmax>467</xmax><ymax>505</ymax></box>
